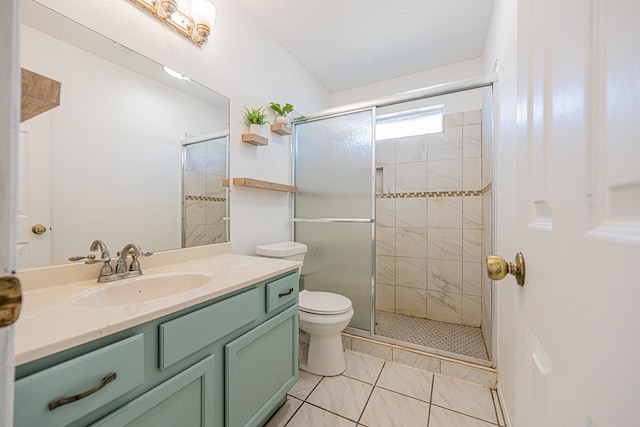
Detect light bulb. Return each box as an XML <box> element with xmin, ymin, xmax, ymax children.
<box><xmin>191</xmin><ymin>0</ymin><xmax>216</xmax><ymax>28</ymax></box>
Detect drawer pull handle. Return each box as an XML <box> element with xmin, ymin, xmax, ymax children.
<box><xmin>278</xmin><ymin>288</ymin><xmax>294</xmax><ymax>297</ymax></box>
<box><xmin>48</xmin><ymin>372</ymin><xmax>117</xmax><ymax>410</ymax></box>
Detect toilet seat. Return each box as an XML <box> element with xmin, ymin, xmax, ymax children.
<box><xmin>299</xmin><ymin>290</ymin><xmax>352</xmax><ymax>315</ymax></box>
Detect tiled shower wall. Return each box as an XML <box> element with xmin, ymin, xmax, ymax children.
<box><xmin>375</xmin><ymin>110</ymin><xmax>486</xmax><ymax>328</ymax></box>
<box><xmin>183</xmin><ymin>140</ymin><xmax>227</xmax><ymax>247</ymax></box>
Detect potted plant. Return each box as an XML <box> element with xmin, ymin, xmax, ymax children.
<box><xmin>269</xmin><ymin>102</ymin><xmax>294</xmax><ymax>125</ymax></box>
<box><xmin>243</xmin><ymin>106</ymin><xmax>269</xmax><ymax>137</ymax></box>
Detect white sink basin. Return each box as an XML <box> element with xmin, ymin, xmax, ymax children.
<box><xmin>72</xmin><ymin>273</ymin><xmax>212</xmax><ymax>307</ymax></box>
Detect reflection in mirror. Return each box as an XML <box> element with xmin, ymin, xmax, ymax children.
<box><xmin>18</xmin><ymin>0</ymin><xmax>230</xmax><ymax>269</ymax></box>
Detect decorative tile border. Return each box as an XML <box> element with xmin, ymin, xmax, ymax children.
<box><xmin>185</xmin><ymin>195</ymin><xmax>226</xmax><ymax>202</ymax></box>
<box><xmin>377</xmin><ymin>190</ymin><xmax>483</xmax><ymax>199</ymax></box>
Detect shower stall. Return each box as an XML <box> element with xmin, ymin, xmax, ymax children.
<box><xmin>292</xmin><ymin>78</ymin><xmax>495</xmax><ymax>365</ymax></box>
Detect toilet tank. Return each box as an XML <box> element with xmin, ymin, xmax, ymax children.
<box><xmin>255</xmin><ymin>241</ymin><xmax>307</xmax><ymax>262</ymax></box>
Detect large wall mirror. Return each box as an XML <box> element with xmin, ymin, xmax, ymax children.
<box><xmin>18</xmin><ymin>0</ymin><xmax>230</xmax><ymax>269</ymax></box>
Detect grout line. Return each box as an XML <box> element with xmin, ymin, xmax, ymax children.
<box><xmin>491</xmin><ymin>389</ymin><xmax>500</xmax><ymax>426</ymax></box>
<box><xmin>426</xmin><ymin>374</ymin><xmax>435</xmax><ymax>427</ymax></box>
<box><xmin>280</xmin><ymin>396</ymin><xmax>303</xmax><ymax>427</ymax></box>
<box><xmin>303</xmin><ymin>401</ymin><xmax>361</xmax><ymax>424</ymax></box>
<box><xmin>430</xmin><ymin>402</ymin><xmax>499</xmax><ymax>425</ymax></box>
<box><xmin>356</xmin><ymin>361</ymin><xmax>386</xmax><ymax>425</ymax></box>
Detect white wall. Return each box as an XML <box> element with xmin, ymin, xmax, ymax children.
<box><xmin>330</xmin><ymin>57</ymin><xmax>485</xmax><ymax>107</ymax></box>
<box><xmin>33</xmin><ymin>0</ymin><xmax>331</xmax><ymax>256</ymax></box>
<box><xmin>482</xmin><ymin>0</ymin><xmax>519</xmax><ymax>424</ymax></box>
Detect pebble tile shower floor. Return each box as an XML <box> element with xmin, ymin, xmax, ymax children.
<box><xmin>265</xmin><ymin>350</ymin><xmax>505</xmax><ymax>427</ymax></box>
<box><xmin>374</xmin><ymin>311</ymin><xmax>489</xmax><ymax>361</ymax></box>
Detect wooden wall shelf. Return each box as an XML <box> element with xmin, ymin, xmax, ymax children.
<box><xmin>242</xmin><ymin>133</ymin><xmax>268</xmax><ymax>146</ymax></box>
<box><xmin>271</xmin><ymin>123</ymin><xmax>292</xmax><ymax>135</ymax></box>
<box><xmin>225</xmin><ymin>177</ymin><xmax>297</xmax><ymax>193</ymax></box>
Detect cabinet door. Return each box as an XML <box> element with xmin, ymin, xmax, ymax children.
<box><xmin>225</xmin><ymin>305</ymin><xmax>298</xmax><ymax>427</ymax></box>
<box><xmin>92</xmin><ymin>355</ymin><xmax>215</xmax><ymax>427</ymax></box>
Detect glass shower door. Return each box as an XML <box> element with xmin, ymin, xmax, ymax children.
<box><xmin>293</xmin><ymin>109</ymin><xmax>374</xmax><ymax>331</ymax></box>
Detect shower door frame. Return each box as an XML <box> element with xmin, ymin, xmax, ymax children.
<box><xmin>292</xmin><ymin>74</ymin><xmax>499</xmax><ymax>367</ymax></box>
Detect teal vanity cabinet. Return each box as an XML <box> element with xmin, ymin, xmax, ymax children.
<box><xmin>14</xmin><ymin>269</ymin><xmax>299</xmax><ymax>427</ymax></box>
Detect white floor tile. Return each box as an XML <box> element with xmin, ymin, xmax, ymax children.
<box><xmin>307</xmin><ymin>376</ymin><xmax>373</xmax><ymax>422</ymax></box>
<box><xmin>376</xmin><ymin>362</ymin><xmax>433</xmax><ymax>402</ymax></box>
<box><xmin>265</xmin><ymin>396</ymin><xmax>303</xmax><ymax>427</ymax></box>
<box><xmin>431</xmin><ymin>375</ymin><xmax>497</xmax><ymax>424</ymax></box>
<box><xmin>429</xmin><ymin>405</ymin><xmax>497</xmax><ymax>427</ymax></box>
<box><xmin>360</xmin><ymin>387</ymin><xmax>429</xmax><ymax>426</ymax></box>
<box><xmin>288</xmin><ymin>370</ymin><xmax>322</xmax><ymax>400</ymax></box>
<box><xmin>286</xmin><ymin>403</ymin><xmax>356</xmax><ymax>427</ymax></box>
<box><xmin>342</xmin><ymin>350</ymin><xmax>385</xmax><ymax>384</ymax></box>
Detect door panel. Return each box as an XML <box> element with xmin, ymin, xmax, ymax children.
<box><xmin>510</xmin><ymin>0</ymin><xmax>640</xmax><ymax>425</ymax></box>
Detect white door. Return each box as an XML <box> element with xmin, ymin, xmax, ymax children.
<box><xmin>16</xmin><ymin>113</ymin><xmax>51</xmax><ymax>268</ymax></box>
<box><xmin>0</xmin><ymin>1</ymin><xmax>20</xmax><ymax>426</ymax></box>
<box><xmin>504</xmin><ymin>0</ymin><xmax>640</xmax><ymax>425</ymax></box>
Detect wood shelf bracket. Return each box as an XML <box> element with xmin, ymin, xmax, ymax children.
<box><xmin>226</xmin><ymin>177</ymin><xmax>297</xmax><ymax>193</ymax></box>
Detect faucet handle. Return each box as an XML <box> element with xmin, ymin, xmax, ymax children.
<box><xmin>68</xmin><ymin>254</ymin><xmax>96</xmax><ymax>262</ymax></box>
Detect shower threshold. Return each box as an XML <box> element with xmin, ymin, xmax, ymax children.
<box><xmin>374</xmin><ymin>311</ymin><xmax>489</xmax><ymax>361</ymax></box>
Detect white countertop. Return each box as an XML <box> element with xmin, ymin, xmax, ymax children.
<box><xmin>15</xmin><ymin>245</ymin><xmax>301</xmax><ymax>365</ymax></box>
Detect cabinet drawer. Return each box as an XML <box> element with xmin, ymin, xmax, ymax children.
<box><xmin>266</xmin><ymin>272</ymin><xmax>299</xmax><ymax>313</ymax></box>
<box><xmin>159</xmin><ymin>288</ymin><xmax>260</xmax><ymax>369</ymax></box>
<box><xmin>14</xmin><ymin>334</ymin><xmax>144</xmax><ymax>427</ymax></box>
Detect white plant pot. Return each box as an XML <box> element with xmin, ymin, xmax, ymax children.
<box><xmin>249</xmin><ymin>123</ymin><xmax>269</xmax><ymax>138</ymax></box>
<box><xmin>276</xmin><ymin>116</ymin><xmax>290</xmax><ymax>125</ymax></box>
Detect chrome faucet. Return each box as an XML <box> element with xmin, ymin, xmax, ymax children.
<box><xmin>116</xmin><ymin>243</ymin><xmax>143</xmax><ymax>276</ymax></box>
<box><xmin>69</xmin><ymin>240</ymin><xmax>152</xmax><ymax>283</ymax></box>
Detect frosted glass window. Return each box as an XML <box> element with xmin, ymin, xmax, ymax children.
<box><xmin>376</xmin><ymin>107</ymin><xmax>443</xmax><ymax>141</ymax></box>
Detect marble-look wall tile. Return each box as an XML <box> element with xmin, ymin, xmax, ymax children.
<box><xmin>462</xmin><ymin>229</ymin><xmax>482</xmax><ymax>262</ymax></box>
<box><xmin>427</xmin><ymin>159</ymin><xmax>463</xmax><ymax>191</ymax></box>
<box><xmin>184</xmin><ymin>170</ymin><xmax>206</xmax><ymax>195</ymax></box>
<box><xmin>431</xmin><ymin>375</ymin><xmax>497</xmax><ymax>424</ymax></box>
<box><xmin>376</xmin><ymin>227</ymin><xmax>396</xmax><ymax>256</ymax></box>
<box><xmin>427</xmin><ymin>228</ymin><xmax>463</xmax><ymax>261</ymax></box>
<box><xmin>445</xmin><ymin>113</ymin><xmax>463</xmax><ymax>128</ymax></box>
<box><xmin>462</xmin><ymin>158</ymin><xmax>482</xmax><ymax>191</ymax></box>
<box><xmin>351</xmin><ymin>337</ymin><xmax>393</xmax><ymax>361</ymax></box>
<box><xmin>427</xmin><ymin>290</ymin><xmax>462</xmax><ymax>324</ymax></box>
<box><xmin>440</xmin><ymin>361</ymin><xmax>496</xmax><ymax>388</ymax></box>
<box><xmin>462</xmin><ymin>262</ymin><xmax>482</xmax><ymax>296</ymax></box>
<box><xmin>428</xmin><ymin>126</ymin><xmax>462</xmax><ymax>161</ymax></box>
<box><xmin>428</xmin><ymin>197</ymin><xmax>463</xmax><ymax>228</ymax></box>
<box><xmin>205</xmin><ymin>224</ymin><xmax>226</xmax><ymax>244</ymax></box>
<box><xmin>395</xmin><ymin>198</ymin><xmax>427</xmax><ymax>228</ymax></box>
<box><xmin>395</xmin><ymin>134</ymin><xmax>428</xmax><ymax>163</ymax></box>
<box><xmin>382</xmin><ymin>164</ymin><xmax>396</xmax><ymax>193</ymax></box>
<box><xmin>205</xmin><ymin>150</ymin><xmax>225</xmax><ymax>175</ymax></box>
<box><xmin>463</xmin><ymin>109</ymin><xmax>482</xmax><ymax>125</ymax></box>
<box><xmin>185</xmin><ymin>200</ymin><xmax>205</xmax><ymax>225</ymax></box>
<box><xmin>376</xmin><ymin>255</ymin><xmax>396</xmax><ymax>285</ymax></box>
<box><xmin>462</xmin><ymin>196</ymin><xmax>482</xmax><ymax>229</ymax></box>
<box><xmin>396</xmin><ymin>286</ymin><xmax>427</xmax><ymax>318</ymax></box>
<box><xmin>396</xmin><ymin>257</ymin><xmax>427</xmax><ymax>289</ymax></box>
<box><xmin>396</xmin><ymin>162</ymin><xmax>427</xmax><ymax>192</ymax></box>
<box><xmin>482</xmin><ymin>191</ymin><xmax>492</xmax><ymax>234</ymax></box>
<box><xmin>376</xmin><ymin>284</ymin><xmax>395</xmax><ymax>312</ymax></box>
<box><xmin>427</xmin><ymin>259</ymin><xmax>463</xmax><ymax>293</ymax></box>
<box><xmin>396</xmin><ymin>227</ymin><xmax>427</xmax><ymax>258</ymax></box>
<box><xmin>376</xmin><ymin>140</ymin><xmax>396</xmax><ymax>166</ymax></box>
<box><xmin>463</xmin><ymin>124</ymin><xmax>482</xmax><ymax>159</ymax></box>
<box><xmin>205</xmin><ymin>202</ymin><xmax>226</xmax><ymax>225</ymax></box>
<box><xmin>184</xmin><ymin>144</ymin><xmax>206</xmax><ymax>172</ymax></box>
<box><xmin>377</xmin><ymin>362</ymin><xmax>434</xmax><ymax>402</ymax></box>
<box><xmin>206</xmin><ymin>173</ymin><xmax>225</xmax><ymax>197</ymax></box>
<box><xmin>376</xmin><ymin>198</ymin><xmax>396</xmax><ymax>227</ymax></box>
<box><xmin>184</xmin><ymin>224</ymin><xmax>206</xmax><ymax>247</ymax></box>
<box><xmin>392</xmin><ymin>348</ymin><xmax>441</xmax><ymax>373</ymax></box>
<box><xmin>462</xmin><ymin>295</ymin><xmax>481</xmax><ymax>327</ymax></box>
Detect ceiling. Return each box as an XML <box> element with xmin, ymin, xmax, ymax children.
<box><xmin>230</xmin><ymin>0</ymin><xmax>495</xmax><ymax>93</ymax></box>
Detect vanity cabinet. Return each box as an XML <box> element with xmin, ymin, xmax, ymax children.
<box><xmin>14</xmin><ymin>269</ymin><xmax>300</xmax><ymax>427</ymax></box>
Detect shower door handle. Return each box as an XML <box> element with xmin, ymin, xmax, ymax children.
<box><xmin>291</xmin><ymin>218</ymin><xmax>374</xmax><ymax>223</ymax></box>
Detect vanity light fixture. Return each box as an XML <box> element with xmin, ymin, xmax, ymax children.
<box><xmin>128</xmin><ymin>0</ymin><xmax>216</xmax><ymax>47</ymax></box>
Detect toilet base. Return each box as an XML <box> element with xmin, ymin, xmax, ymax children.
<box><xmin>300</xmin><ymin>332</ymin><xmax>346</xmax><ymax>376</ymax></box>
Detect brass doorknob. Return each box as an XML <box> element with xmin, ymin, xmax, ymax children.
<box><xmin>31</xmin><ymin>224</ymin><xmax>47</xmax><ymax>235</ymax></box>
<box><xmin>486</xmin><ymin>252</ymin><xmax>526</xmax><ymax>286</ymax></box>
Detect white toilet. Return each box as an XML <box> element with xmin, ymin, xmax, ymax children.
<box><xmin>256</xmin><ymin>241</ymin><xmax>354</xmax><ymax>376</ymax></box>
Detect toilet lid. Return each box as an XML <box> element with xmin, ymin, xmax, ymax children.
<box><xmin>299</xmin><ymin>290</ymin><xmax>352</xmax><ymax>315</ymax></box>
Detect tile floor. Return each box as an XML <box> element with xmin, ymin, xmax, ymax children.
<box><xmin>265</xmin><ymin>350</ymin><xmax>505</xmax><ymax>427</ymax></box>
